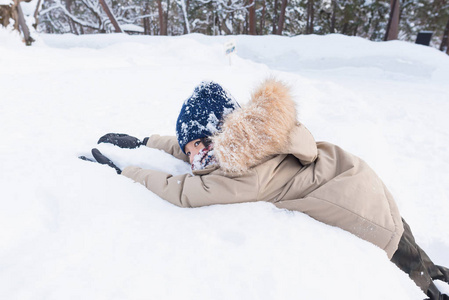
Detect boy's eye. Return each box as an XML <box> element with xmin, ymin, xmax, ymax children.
<box><xmin>195</xmin><ymin>141</ymin><xmax>200</xmax><ymax>147</ymax></box>
<box><xmin>186</xmin><ymin>152</ymin><xmax>191</xmax><ymax>156</ymax></box>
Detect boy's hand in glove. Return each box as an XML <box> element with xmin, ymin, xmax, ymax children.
<box><xmin>91</xmin><ymin>148</ymin><xmax>122</xmax><ymax>174</ymax></box>
<box><xmin>98</xmin><ymin>133</ymin><xmax>148</xmax><ymax>149</ymax></box>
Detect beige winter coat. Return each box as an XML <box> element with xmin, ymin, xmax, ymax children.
<box><xmin>122</xmin><ymin>79</ymin><xmax>404</xmax><ymax>259</ymax></box>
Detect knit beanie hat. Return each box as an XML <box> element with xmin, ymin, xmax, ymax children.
<box><xmin>176</xmin><ymin>81</ymin><xmax>240</xmax><ymax>154</ymax></box>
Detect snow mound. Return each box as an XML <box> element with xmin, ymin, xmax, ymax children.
<box><xmin>1</xmin><ymin>33</ymin><xmax>448</xmax><ymax>299</ymax></box>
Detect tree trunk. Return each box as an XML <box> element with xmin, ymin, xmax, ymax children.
<box><xmin>98</xmin><ymin>0</ymin><xmax>122</xmax><ymax>33</ymax></box>
<box><xmin>143</xmin><ymin>17</ymin><xmax>150</xmax><ymax>35</ymax></box>
<box><xmin>143</xmin><ymin>2</ymin><xmax>150</xmax><ymax>35</ymax></box>
<box><xmin>384</xmin><ymin>0</ymin><xmax>400</xmax><ymax>41</ymax></box>
<box><xmin>276</xmin><ymin>0</ymin><xmax>287</xmax><ymax>35</ymax></box>
<box><xmin>11</xmin><ymin>0</ymin><xmax>19</xmax><ymax>30</ymax></box>
<box><xmin>330</xmin><ymin>0</ymin><xmax>336</xmax><ymax>33</ymax></box>
<box><xmin>259</xmin><ymin>0</ymin><xmax>266</xmax><ymax>35</ymax></box>
<box><xmin>272</xmin><ymin>0</ymin><xmax>278</xmax><ymax>34</ymax></box>
<box><xmin>221</xmin><ymin>18</ymin><xmax>232</xmax><ymax>34</ymax></box>
<box><xmin>248</xmin><ymin>0</ymin><xmax>256</xmax><ymax>35</ymax></box>
<box><xmin>306</xmin><ymin>0</ymin><xmax>314</xmax><ymax>34</ymax></box>
<box><xmin>179</xmin><ymin>0</ymin><xmax>190</xmax><ymax>34</ymax></box>
<box><xmin>164</xmin><ymin>0</ymin><xmax>170</xmax><ymax>34</ymax></box>
<box><xmin>243</xmin><ymin>10</ymin><xmax>247</xmax><ymax>34</ymax></box>
<box><xmin>32</xmin><ymin>0</ymin><xmax>42</xmax><ymax>29</ymax></box>
<box><xmin>157</xmin><ymin>0</ymin><xmax>166</xmax><ymax>35</ymax></box>
<box><xmin>65</xmin><ymin>0</ymin><xmax>78</xmax><ymax>34</ymax></box>
<box><xmin>341</xmin><ymin>22</ymin><xmax>348</xmax><ymax>35</ymax></box>
<box><xmin>440</xmin><ymin>16</ymin><xmax>449</xmax><ymax>54</ymax></box>
<box><xmin>15</xmin><ymin>0</ymin><xmax>33</xmax><ymax>45</ymax></box>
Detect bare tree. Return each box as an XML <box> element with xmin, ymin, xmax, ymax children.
<box><xmin>258</xmin><ymin>0</ymin><xmax>266</xmax><ymax>34</ymax></box>
<box><xmin>40</xmin><ymin>0</ymin><xmax>104</xmax><ymax>32</ymax></box>
<box><xmin>15</xmin><ymin>0</ymin><xmax>33</xmax><ymax>44</ymax></box>
<box><xmin>306</xmin><ymin>0</ymin><xmax>314</xmax><ymax>34</ymax></box>
<box><xmin>0</xmin><ymin>0</ymin><xmax>33</xmax><ymax>44</ymax></box>
<box><xmin>157</xmin><ymin>0</ymin><xmax>166</xmax><ymax>34</ymax></box>
<box><xmin>164</xmin><ymin>0</ymin><xmax>170</xmax><ymax>34</ymax></box>
<box><xmin>276</xmin><ymin>0</ymin><xmax>287</xmax><ymax>35</ymax></box>
<box><xmin>143</xmin><ymin>1</ymin><xmax>151</xmax><ymax>34</ymax></box>
<box><xmin>64</xmin><ymin>0</ymin><xmax>78</xmax><ymax>34</ymax></box>
<box><xmin>272</xmin><ymin>0</ymin><xmax>278</xmax><ymax>34</ymax></box>
<box><xmin>177</xmin><ymin>0</ymin><xmax>190</xmax><ymax>34</ymax></box>
<box><xmin>330</xmin><ymin>0</ymin><xmax>336</xmax><ymax>33</ymax></box>
<box><xmin>33</xmin><ymin>0</ymin><xmax>42</xmax><ymax>28</ymax></box>
<box><xmin>440</xmin><ymin>16</ymin><xmax>449</xmax><ymax>54</ymax></box>
<box><xmin>98</xmin><ymin>0</ymin><xmax>122</xmax><ymax>32</ymax></box>
<box><xmin>384</xmin><ymin>0</ymin><xmax>400</xmax><ymax>40</ymax></box>
<box><xmin>248</xmin><ymin>0</ymin><xmax>255</xmax><ymax>35</ymax></box>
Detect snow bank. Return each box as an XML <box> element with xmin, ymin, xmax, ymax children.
<box><xmin>1</xmin><ymin>30</ymin><xmax>448</xmax><ymax>299</ymax></box>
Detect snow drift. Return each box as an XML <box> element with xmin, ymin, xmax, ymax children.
<box><xmin>1</xmin><ymin>29</ymin><xmax>449</xmax><ymax>299</ymax></box>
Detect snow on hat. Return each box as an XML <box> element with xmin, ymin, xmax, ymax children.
<box><xmin>176</xmin><ymin>81</ymin><xmax>240</xmax><ymax>154</ymax></box>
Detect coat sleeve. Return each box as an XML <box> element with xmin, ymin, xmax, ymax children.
<box><xmin>284</xmin><ymin>123</ymin><xmax>318</xmax><ymax>165</ymax></box>
<box><xmin>145</xmin><ymin>134</ymin><xmax>189</xmax><ymax>163</ymax></box>
<box><xmin>121</xmin><ymin>166</ymin><xmax>260</xmax><ymax>208</ymax></box>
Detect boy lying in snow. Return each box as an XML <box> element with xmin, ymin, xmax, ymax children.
<box><xmin>87</xmin><ymin>79</ymin><xmax>449</xmax><ymax>300</ymax></box>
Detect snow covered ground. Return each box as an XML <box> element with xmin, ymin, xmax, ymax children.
<box><xmin>1</xmin><ymin>29</ymin><xmax>449</xmax><ymax>299</ymax></box>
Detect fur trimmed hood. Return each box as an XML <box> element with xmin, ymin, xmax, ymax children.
<box><xmin>212</xmin><ymin>78</ymin><xmax>298</xmax><ymax>174</ymax></box>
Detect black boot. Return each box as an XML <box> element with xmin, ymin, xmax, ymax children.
<box><xmin>426</xmin><ymin>282</ymin><xmax>444</xmax><ymax>300</ymax></box>
<box><xmin>391</xmin><ymin>219</ymin><xmax>449</xmax><ymax>300</ymax></box>
<box><xmin>435</xmin><ymin>265</ymin><xmax>449</xmax><ymax>283</ymax></box>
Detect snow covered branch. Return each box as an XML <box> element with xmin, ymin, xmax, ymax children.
<box><xmin>40</xmin><ymin>0</ymin><xmax>100</xmax><ymax>30</ymax></box>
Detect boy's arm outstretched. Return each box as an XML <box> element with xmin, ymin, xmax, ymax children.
<box><xmin>121</xmin><ymin>166</ymin><xmax>259</xmax><ymax>208</ymax></box>
<box><xmin>144</xmin><ymin>135</ymin><xmax>189</xmax><ymax>163</ymax></box>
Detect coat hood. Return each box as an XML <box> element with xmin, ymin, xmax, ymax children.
<box><xmin>212</xmin><ymin>78</ymin><xmax>298</xmax><ymax>174</ymax></box>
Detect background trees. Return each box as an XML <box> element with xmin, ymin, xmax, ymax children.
<box><xmin>2</xmin><ymin>0</ymin><xmax>448</xmax><ymax>53</ymax></box>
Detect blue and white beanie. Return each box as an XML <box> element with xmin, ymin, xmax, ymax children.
<box><xmin>176</xmin><ymin>81</ymin><xmax>240</xmax><ymax>154</ymax></box>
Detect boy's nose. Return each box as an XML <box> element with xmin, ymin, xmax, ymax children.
<box><xmin>189</xmin><ymin>149</ymin><xmax>200</xmax><ymax>164</ymax></box>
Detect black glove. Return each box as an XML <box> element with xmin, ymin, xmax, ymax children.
<box><xmin>91</xmin><ymin>148</ymin><xmax>122</xmax><ymax>174</ymax></box>
<box><xmin>98</xmin><ymin>133</ymin><xmax>148</xmax><ymax>149</ymax></box>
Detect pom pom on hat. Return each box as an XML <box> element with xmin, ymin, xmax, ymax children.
<box><xmin>176</xmin><ymin>81</ymin><xmax>240</xmax><ymax>154</ymax></box>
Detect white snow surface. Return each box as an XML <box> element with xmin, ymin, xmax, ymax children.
<box><xmin>1</xmin><ymin>29</ymin><xmax>449</xmax><ymax>299</ymax></box>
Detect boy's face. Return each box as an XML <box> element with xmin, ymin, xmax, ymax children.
<box><xmin>185</xmin><ymin>139</ymin><xmax>205</xmax><ymax>164</ymax></box>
